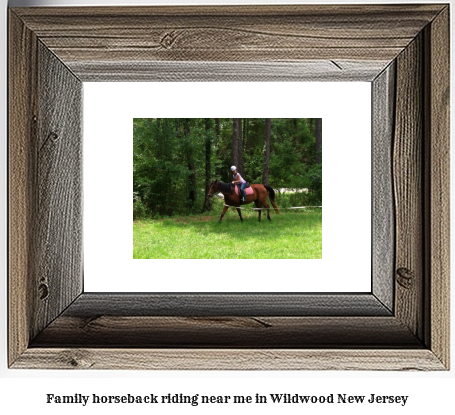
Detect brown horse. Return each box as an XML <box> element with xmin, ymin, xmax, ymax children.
<box><xmin>207</xmin><ymin>180</ymin><xmax>279</xmax><ymax>223</ymax></box>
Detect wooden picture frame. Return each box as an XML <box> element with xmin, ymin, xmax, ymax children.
<box><xmin>8</xmin><ymin>4</ymin><xmax>449</xmax><ymax>370</ymax></box>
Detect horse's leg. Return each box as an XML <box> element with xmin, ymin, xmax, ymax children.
<box><xmin>235</xmin><ymin>207</ymin><xmax>243</xmax><ymax>222</ymax></box>
<box><xmin>218</xmin><ymin>205</ymin><xmax>229</xmax><ymax>223</ymax></box>
<box><xmin>254</xmin><ymin>200</ymin><xmax>261</xmax><ymax>222</ymax></box>
<box><xmin>261</xmin><ymin>198</ymin><xmax>272</xmax><ymax>221</ymax></box>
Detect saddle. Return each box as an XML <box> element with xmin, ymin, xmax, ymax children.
<box><xmin>235</xmin><ymin>182</ymin><xmax>250</xmax><ymax>190</ymax></box>
<box><xmin>234</xmin><ymin>182</ymin><xmax>253</xmax><ymax>202</ymax></box>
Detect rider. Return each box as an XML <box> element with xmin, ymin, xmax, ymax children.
<box><xmin>231</xmin><ymin>166</ymin><xmax>247</xmax><ymax>202</ymax></box>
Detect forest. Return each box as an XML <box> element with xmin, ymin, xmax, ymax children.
<box><xmin>133</xmin><ymin>118</ymin><xmax>322</xmax><ymax>219</ymax></box>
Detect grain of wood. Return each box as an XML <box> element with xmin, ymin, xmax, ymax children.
<box><xmin>31</xmin><ymin>315</ymin><xmax>421</xmax><ymax>348</ymax></box>
<box><xmin>372</xmin><ymin>63</ymin><xmax>395</xmax><ymax>312</ymax></box>
<box><xmin>33</xmin><ymin>42</ymin><xmax>83</xmax><ymax>339</ymax></box>
<box><xmin>63</xmin><ymin>293</ymin><xmax>392</xmax><ymax>317</ymax></box>
<box><xmin>393</xmin><ymin>34</ymin><xmax>424</xmax><ymax>340</ymax></box>
<box><xmin>13</xmin><ymin>348</ymin><xmax>446</xmax><ymax>371</ymax></box>
<box><xmin>8</xmin><ymin>11</ymin><xmax>38</xmax><ymax>366</ymax></box>
<box><xmin>70</xmin><ymin>60</ymin><xmax>389</xmax><ymax>82</ymax></box>
<box><xmin>426</xmin><ymin>6</ymin><xmax>450</xmax><ymax>369</ymax></box>
<box><xmin>9</xmin><ymin>13</ymin><xmax>84</xmax><ymax>366</ymax></box>
<box><xmin>11</xmin><ymin>5</ymin><xmax>444</xmax><ymax>76</ymax></box>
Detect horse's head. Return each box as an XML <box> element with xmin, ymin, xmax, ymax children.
<box><xmin>207</xmin><ymin>180</ymin><xmax>219</xmax><ymax>198</ymax></box>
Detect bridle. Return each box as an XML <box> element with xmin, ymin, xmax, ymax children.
<box><xmin>207</xmin><ymin>181</ymin><xmax>218</xmax><ymax>199</ymax></box>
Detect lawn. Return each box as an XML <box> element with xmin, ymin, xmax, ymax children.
<box><xmin>133</xmin><ymin>209</ymin><xmax>322</xmax><ymax>259</ymax></box>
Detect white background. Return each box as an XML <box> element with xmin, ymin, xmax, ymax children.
<box><xmin>1</xmin><ymin>0</ymin><xmax>454</xmax><ymax>414</ymax></box>
<box><xmin>84</xmin><ymin>82</ymin><xmax>371</xmax><ymax>293</ymax></box>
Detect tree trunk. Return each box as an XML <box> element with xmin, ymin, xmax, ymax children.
<box><xmin>214</xmin><ymin>118</ymin><xmax>220</xmax><ymax>143</ymax></box>
<box><xmin>309</xmin><ymin>118</ymin><xmax>315</xmax><ymax>135</ymax></box>
<box><xmin>232</xmin><ymin>118</ymin><xmax>239</xmax><ymax>169</ymax></box>
<box><xmin>237</xmin><ymin>118</ymin><xmax>244</xmax><ymax>175</ymax></box>
<box><xmin>315</xmin><ymin>118</ymin><xmax>322</xmax><ymax>164</ymax></box>
<box><xmin>214</xmin><ymin>118</ymin><xmax>220</xmax><ymax>177</ymax></box>
<box><xmin>262</xmin><ymin>118</ymin><xmax>271</xmax><ymax>186</ymax></box>
<box><xmin>244</xmin><ymin>118</ymin><xmax>250</xmax><ymax>152</ymax></box>
<box><xmin>203</xmin><ymin>118</ymin><xmax>212</xmax><ymax>212</ymax></box>
<box><xmin>184</xmin><ymin>119</ymin><xmax>197</xmax><ymax>210</ymax></box>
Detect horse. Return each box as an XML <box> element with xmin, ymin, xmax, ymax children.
<box><xmin>206</xmin><ymin>180</ymin><xmax>279</xmax><ymax>223</ymax></box>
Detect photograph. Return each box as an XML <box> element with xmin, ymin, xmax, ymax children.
<box><xmin>133</xmin><ymin>118</ymin><xmax>322</xmax><ymax>259</ymax></box>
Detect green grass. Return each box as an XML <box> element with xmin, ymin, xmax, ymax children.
<box><xmin>133</xmin><ymin>209</ymin><xmax>322</xmax><ymax>259</ymax></box>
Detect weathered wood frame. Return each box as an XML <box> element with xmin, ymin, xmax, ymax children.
<box><xmin>8</xmin><ymin>5</ymin><xmax>449</xmax><ymax>370</ymax></box>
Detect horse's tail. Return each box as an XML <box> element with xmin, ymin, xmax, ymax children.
<box><xmin>264</xmin><ymin>185</ymin><xmax>280</xmax><ymax>214</ymax></box>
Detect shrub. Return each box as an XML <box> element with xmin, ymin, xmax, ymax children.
<box><xmin>307</xmin><ymin>164</ymin><xmax>322</xmax><ymax>203</ymax></box>
<box><xmin>133</xmin><ymin>192</ymin><xmax>149</xmax><ymax>219</ymax></box>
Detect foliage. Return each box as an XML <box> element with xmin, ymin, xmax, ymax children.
<box><xmin>133</xmin><ymin>192</ymin><xmax>149</xmax><ymax>220</ymax></box>
<box><xmin>133</xmin><ymin>118</ymin><xmax>322</xmax><ymax>217</ymax></box>
<box><xmin>307</xmin><ymin>163</ymin><xmax>323</xmax><ymax>203</ymax></box>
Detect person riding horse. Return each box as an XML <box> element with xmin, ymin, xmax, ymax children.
<box><xmin>207</xmin><ymin>179</ymin><xmax>279</xmax><ymax>223</ymax></box>
<box><xmin>231</xmin><ymin>166</ymin><xmax>247</xmax><ymax>203</ymax></box>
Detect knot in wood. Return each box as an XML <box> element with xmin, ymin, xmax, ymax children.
<box><xmin>48</xmin><ymin>131</ymin><xmax>59</xmax><ymax>142</ymax></box>
<box><xmin>160</xmin><ymin>31</ymin><xmax>180</xmax><ymax>49</ymax></box>
<box><xmin>38</xmin><ymin>282</ymin><xmax>49</xmax><ymax>300</ymax></box>
<box><xmin>60</xmin><ymin>350</ymin><xmax>94</xmax><ymax>369</ymax></box>
<box><xmin>396</xmin><ymin>267</ymin><xmax>414</xmax><ymax>289</ymax></box>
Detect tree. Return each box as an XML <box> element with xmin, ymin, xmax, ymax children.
<box><xmin>203</xmin><ymin>118</ymin><xmax>212</xmax><ymax>211</ymax></box>
<box><xmin>183</xmin><ymin>118</ymin><xmax>197</xmax><ymax>211</ymax></box>
<box><xmin>244</xmin><ymin>118</ymin><xmax>250</xmax><ymax>152</ymax></box>
<box><xmin>315</xmin><ymin>118</ymin><xmax>322</xmax><ymax>164</ymax></box>
<box><xmin>262</xmin><ymin>118</ymin><xmax>271</xmax><ymax>186</ymax></box>
<box><xmin>232</xmin><ymin>118</ymin><xmax>239</xmax><ymax>169</ymax></box>
<box><xmin>214</xmin><ymin>118</ymin><xmax>220</xmax><ymax>144</ymax></box>
<box><xmin>133</xmin><ymin>118</ymin><xmax>187</xmax><ymax>216</ymax></box>
<box><xmin>237</xmin><ymin>118</ymin><xmax>244</xmax><ymax>175</ymax></box>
